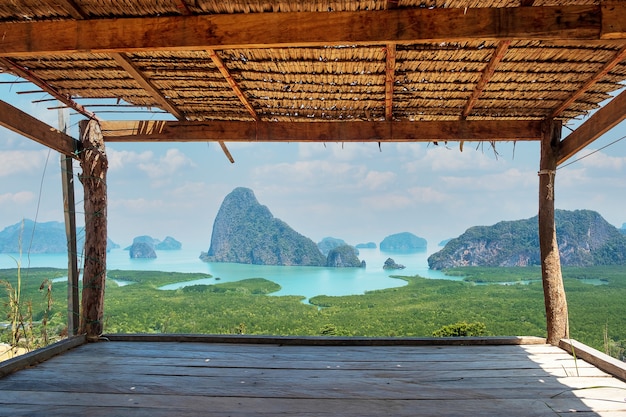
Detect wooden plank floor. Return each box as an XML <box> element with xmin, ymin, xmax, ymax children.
<box><xmin>0</xmin><ymin>339</ymin><xmax>625</xmax><ymax>416</ymax></box>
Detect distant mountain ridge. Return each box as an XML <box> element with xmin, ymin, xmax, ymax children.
<box><xmin>428</xmin><ymin>209</ymin><xmax>626</xmax><ymax>269</ymax></box>
<box><xmin>201</xmin><ymin>187</ymin><xmax>328</xmax><ymax>266</ymax></box>
<box><xmin>0</xmin><ymin>219</ymin><xmax>118</xmax><ymax>254</ymax></box>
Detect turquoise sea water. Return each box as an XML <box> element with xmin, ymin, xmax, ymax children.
<box><xmin>0</xmin><ymin>248</ymin><xmax>453</xmax><ymax>300</ymax></box>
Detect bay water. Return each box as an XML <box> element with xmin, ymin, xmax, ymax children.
<box><xmin>0</xmin><ymin>248</ymin><xmax>454</xmax><ymax>301</ymax></box>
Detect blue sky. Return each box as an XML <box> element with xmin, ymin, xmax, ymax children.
<box><xmin>1</xmin><ymin>75</ymin><xmax>626</xmax><ymax>253</ymax></box>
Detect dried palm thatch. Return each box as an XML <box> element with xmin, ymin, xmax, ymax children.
<box><xmin>0</xmin><ymin>0</ymin><xmax>624</xmax><ymax>128</ymax></box>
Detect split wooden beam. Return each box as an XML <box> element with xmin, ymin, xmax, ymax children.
<box><xmin>461</xmin><ymin>40</ymin><xmax>511</xmax><ymax>119</ymax></box>
<box><xmin>207</xmin><ymin>49</ymin><xmax>259</xmax><ymax>121</ymax></box>
<box><xmin>384</xmin><ymin>44</ymin><xmax>396</xmax><ymax>121</ymax></box>
<box><xmin>78</xmin><ymin>120</ymin><xmax>108</xmax><ymax>341</ymax></box>
<box><xmin>110</xmin><ymin>53</ymin><xmax>185</xmax><ymax>119</ymax></box>
<box><xmin>0</xmin><ymin>99</ymin><xmax>79</xmax><ymax>157</ymax></box>
<box><xmin>550</xmin><ymin>45</ymin><xmax>626</xmax><ymax>119</ymax></box>
<box><xmin>110</xmin><ymin>52</ymin><xmax>234</xmax><ymax>163</ymax></box>
<box><xmin>0</xmin><ymin>5</ymin><xmax>622</xmax><ymax>57</ymax></box>
<box><xmin>538</xmin><ymin>120</ymin><xmax>568</xmax><ymax>345</ymax></box>
<box><xmin>0</xmin><ymin>57</ymin><xmax>98</xmax><ymax>121</ymax></box>
<box><xmin>55</xmin><ymin>0</ymin><xmax>88</xmax><ymax>19</ymax></box>
<box><xmin>558</xmin><ymin>87</ymin><xmax>626</xmax><ymax>165</ymax></box>
<box><xmin>99</xmin><ymin>119</ymin><xmax>543</xmax><ymax>143</ymax></box>
<box><xmin>175</xmin><ymin>0</ymin><xmax>192</xmax><ymax>15</ymax></box>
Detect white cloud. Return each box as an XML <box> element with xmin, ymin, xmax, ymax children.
<box><xmin>0</xmin><ymin>191</ymin><xmax>34</xmax><ymax>205</ymax></box>
<box><xmin>0</xmin><ymin>150</ymin><xmax>49</xmax><ymax>177</ymax></box>
<box><xmin>359</xmin><ymin>186</ymin><xmax>448</xmax><ymax>211</ymax></box>
<box><xmin>573</xmin><ymin>149</ymin><xmax>626</xmax><ymax>171</ymax></box>
<box><xmin>358</xmin><ymin>170</ymin><xmax>396</xmax><ymax>190</ymax></box>
<box><xmin>407</xmin><ymin>186</ymin><xmax>449</xmax><ymax>203</ymax></box>
<box><xmin>441</xmin><ymin>168</ymin><xmax>535</xmax><ymax>192</ymax></box>
<box><xmin>106</xmin><ymin>148</ymin><xmax>153</xmax><ymax>171</ymax></box>
<box><xmin>253</xmin><ymin>160</ymin><xmax>360</xmax><ymax>185</ymax></box>
<box><xmin>138</xmin><ymin>148</ymin><xmax>195</xmax><ymax>179</ymax></box>
<box><xmin>110</xmin><ymin>198</ymin><xmax>165</xmax><ymax>212</ymax></box>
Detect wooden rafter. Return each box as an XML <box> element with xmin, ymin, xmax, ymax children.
<box><xmin>0</xmin><ymin>57</ymin><xmax>97</xmax><ymax>120</ymax></box>
<box><xmin>384</xmin><ymin>44</ymin><xmax>396</xmax><ymax>122</ymax></box>
<box><xmin>461</xmin><ymin>41</ymin><xmax>511</xmax><ymax>119</ymax></box>
<box><xmin>550</xmin><ymin>45</ymin><xmax>626</xmax><ymax>119</ymax></box>
<box><xmin>0</xmin><ymin>99</ymin><xmax>79</xmax><ymax>157</ymax></box>
<box><xmin>56</xmin><ymin>0</ymin><xmax>88</xmax><ymax>19</ymax></box>
<box><xmin>99</xmin><ymin>119</ymin><xmax>543</xmax><ymax>143</ymax></box>
<box><xmin>558</xmin><ymin>87</ymin><xmax>626</xmax><ymax>165</ymax></box>
<box><xmin>207</xmin><ymin>49</ymin><xmax>259</xmax><ymax>121</ymax></box>
<box><xmin>111</xmin><ymin>52</ymin><xmax>235</xmax><ymax>163</ymax></box>
<box><xmin>0</xmin><ymin>5</ymin><xmax>617</xmax><ymax>57</ymax></box>
<box><xmin>175</xmin><ymin>0</ymin><xmax>193</xmax><ymax>15</ymax></box>
<box><xmin>110</xmin><ymin>53</ymin><xmax>185</xmax><ymax>120</ymax></box>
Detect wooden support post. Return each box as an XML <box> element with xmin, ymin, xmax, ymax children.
<box><xmin>78</xmin><ymin>120</ymin><xmax>108</xmax><ymax>341</ymax></box>
<box><xmin>59</xmin><ymin>109</ymin><xmax>80</xmax><ymax>336</ymax></box>
<box><xmin>538</xmin><ymin>120</ymin><xmax>569</xmax><ymax>345</ymax></box>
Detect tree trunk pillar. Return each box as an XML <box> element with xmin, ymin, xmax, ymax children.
<box><xmin>539</xmin><ymin>120</ymin><xmax>568</xmax><ymax>345</ymax></box>
<box><xmin>78</xmin><ymin>120</ymin><xmax>108</xmax><ymax>341</ymax></box>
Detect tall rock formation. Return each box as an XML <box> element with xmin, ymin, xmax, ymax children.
<box><xmin>428</xmin><ymin>209</ymin><xmax>626</xmax><ymax>269</ymax></box>
<box><xmin>326</xmin><ymin>245</ymin><xmax>365</xmax><ymax>268</ymax></box>
<box><xmin>200</xmin><ymin>187</ymin><xmax>326</xmax><ymax>266</ymax></box>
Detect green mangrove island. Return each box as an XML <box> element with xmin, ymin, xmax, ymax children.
<box><xmin>1</xmin><ymin>266</ymin><xmax>624</xmax><ymax>361</ymax></box>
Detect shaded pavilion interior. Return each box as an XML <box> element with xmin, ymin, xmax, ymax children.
<box><xmin>1</xmin><ymin>1</ymin><xmax>626</xmax><ymax>415</ymax></box>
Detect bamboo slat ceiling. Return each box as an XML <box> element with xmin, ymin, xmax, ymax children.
<box><xmin>0</xmin><ymin>0</ymin><xmax>625</xmax><ymax>149</ymax></box>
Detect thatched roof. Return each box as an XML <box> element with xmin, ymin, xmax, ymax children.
<box><xmin>0</xmin><ymin>1</ymin><xmax>625</xmax><ymax>162</ymax></box>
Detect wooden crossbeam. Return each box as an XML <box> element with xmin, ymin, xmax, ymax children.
<box><xmin>110</xmin><ymin>53</ymin><xmax>185</xmax><ymax>120</ymax></box>
<box><xmin>0</xmin><ymin>99</ymin><xmax>79</xmax><ymax>157</ymax></box>
<box><xmin>55</xmin><ymin>0</ymin><xmax>88</xmax><ymax>19</ymax></box>
<box><xmin>110</xmin><ymin>52</ymin><xmax>235</xmax><ymax>163</ymax></box>
<box><xmin>99</xmin><ymin>119</ymin><xmax>543</xmax><ymax>143</ymax></box>
<box><xmin>175</xmin><ymin>0</ymin><xmax>193</xmax><ymax>15</ymax></box>
<box><xmin>207</xmin><ymin>49</ymin><xmax>259</xmax><ymax>121</ymax></box>
<box><xmin>550</xmin><ymin>45</ymin><xmax>626</xmax><ymax>119</ymax></box>
<box><xmin>558</xmin><ymin>88</ymin><xmax>626</xmax><ymax>165</ymax></box>
<box><xmin>0</xmin><ymin>5</ymin><xmax>615</xmax><ymax>57</ymax></box>
<box><xmin>0</xmin><ymin>57</ymin><xmax>98</xmax><ymax>120</ymax></box>
<box><xmin>384</xmin><ymin>44</ymin><xmax>396</xmax><ymax>122</ymax></box>
<box><xmin>461</xmin><ymin>41</ymin><xmax>511</xmax><ymax>119</ymax></box>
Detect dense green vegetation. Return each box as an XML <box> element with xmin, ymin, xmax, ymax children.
<box><xmin>1</xmin><ymin>266</ymin><xmax>625</xmax><ymax>360</ymax></box>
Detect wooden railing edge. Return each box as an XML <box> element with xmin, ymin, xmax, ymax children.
<box><xmin>559</xmin><ymin>338</ymin><xmax>626</xmax><ymax>382</ymax></box>
<box><xmin>0</xmin><ymin>335</ymin><xmax>86</xmax><ymax>378</ymax></box>
<box><xmin>102</xmin><ymin>333</ymin><xmax>547</xmax><ymax>346</ymax></box>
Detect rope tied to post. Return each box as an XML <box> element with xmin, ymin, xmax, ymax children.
<box><xmin>538</xmin><ymin>169</ymin><xmax>556</xmax><ymax>201</ymax></box>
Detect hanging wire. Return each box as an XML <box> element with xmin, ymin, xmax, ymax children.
<box><xmin>558</xmin><ymin>134</ymin><xmax>626</xmax><ymax>170</ymax></box>
<box><xmin>24</xmin><ymin>148</ymin><xmax>53</xmax><ymax>277</ymax></box>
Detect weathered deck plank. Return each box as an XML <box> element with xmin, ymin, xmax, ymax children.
<box><xmin>0</xmin><ymin>339</ymin><xmax>624</xmax><ymax>416</ymax></box>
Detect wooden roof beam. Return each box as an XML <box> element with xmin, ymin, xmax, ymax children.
<box><xmin>99</xmin><ymin>119</ymin><xmax>543</xmax><ymax>143</ymax></box>
<box><xmin>558</xmin><ymin>87</ymin><xmax>626</xmax><ymax>165</ymax></box>
<box><xmin>207</xmin><ymin>49</ymin><xmax>259</xmax><ymax>121</ymax></box>
<box><xmin>56</xmin><ymin>0</ymin><xmax>88</xmax><ymax>19</ymax></box>
<box><xmin>0</xmin><ymin>5</ymin><xmax>620</xmax><ymax>56</ymax></box>
<box><xmin>110</xmin><ymin>52</ymin><xmax>234</xmax><ymax>163</ymax></box>
<box><xmin>384</xmin><ymin>44</ymin><xmax>396</xmax><ymax>122</ymax></box>
<box><xmin>0</xmin><ymin>57</ymin><xmax>98</xmax><ymax>120</ymax></box>
<box><xmin>550</xmin><ymin>45</ymin><xmax>626</xmax><ymax>119</ymax></box>
<box><xmin>110</xmin><ymin>53</ymin><xmax>185</xmax><ymax>120</ymax></box>
<box><xmin>175</xmin><ymin>0</ymin><xmax>193</xmax><ymax>15</ymax></box>
<box><xmin>0</xmin><ymin>99</ymin><xmax>79</xmax><ymax>157</ymax></box>
<box><xmin>461</xmin><ymin>40</ymin><xmax>511</xmax><ymax>120</ymax></box>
